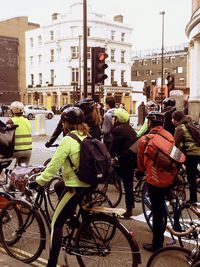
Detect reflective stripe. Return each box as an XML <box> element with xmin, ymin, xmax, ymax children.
<box><xmin>15</xmin><ymin>134</ymin><xmax>32</xmax><ymax>138</ymax></box>
<box><xmin>15</xmin><ymin>142</ymin><xmax>32</xmax><ymax>146</ymax></box>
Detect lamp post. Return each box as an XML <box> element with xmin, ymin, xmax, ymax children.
<box><xmin>78</xmin><ymin>35</ymin><xmax>82</xmax><ymax>98</ymax></box>
<box><xmin>159</xmin><ymin>11</ymin><xmax>165</xmax><ymax>103</ymax></box>
<box><xmin>83</xmin><ymin>0</ymin><xmax>87</xmax><ymax>98</ymax></box>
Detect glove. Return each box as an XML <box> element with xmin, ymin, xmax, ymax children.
<box><xmin>29</xmin><ymin>181</ymin><xmax>43</xmax><ymax>192</ymax></box>
<box><xmin>45</xmin><ymin>141</ymin><xmax>51</xmax><ymax>148</ymax></box>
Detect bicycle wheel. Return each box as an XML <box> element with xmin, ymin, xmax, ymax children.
<box><xmin>147</xmin><ymin>246</ymin><xmax>191</xmax><ymax>267</ymax></box>
<box><xmin>46</xmin><ymin>175</ymin><xmax>62</xmax><ymax>211</ymax></box>
<box><xmin>141</xmin><ymin>182</ymin><xmax>153</xmax><ymax>230</ymax></box>
<box><xmin>82</xmin><ymin>189</ymin><xmax>113</xmax><ymax>208</ymax></box>
<box><xmin>0</xmin><ymin>199</ymin><xmax>46</xmax><ymax>263</ymax></box>
<box><xmin>75</xmin><ymin>214</ymin><xmax>140</xmax><ymax>267</ymax></box>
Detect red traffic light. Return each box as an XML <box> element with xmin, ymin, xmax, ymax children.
<box><xmin>98</xmin><ymin>53</ymin><xmax>108</xmax><ymax>61</ymax></box>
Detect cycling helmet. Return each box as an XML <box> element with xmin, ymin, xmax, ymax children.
<box><xmin>61</xmin><ymin>107</ymin><xmax>85</xmax><ymax>124</ymax></box>
<box><xmin>10</xmin><ymin>101</ymin><xmax>24</xmax><ymax>114</ymax></box>
<box><xmin>146</xmin><ymin>111</ymin><xmax>164</xmax><ymax>123</ymax></box>
<box><xmin>163</xmin><ymin>97</ymin><xmax>176</xmax><ymax>108</ymax></box>
<box><xmin>114</xmin><ymin>108</ymin><xmax>129</xmax><ymax>123</ymax></box>
<box><xmin>75</xmin><ymin>98</ymin><xmax>95</xmax><ymax>112</ymax></box>
<box><xmin>60</xmin><ymin>104</ymin><xmax>73</xmax><ymax>113</ymax></box>
<box><xmin>146</xmin><ymin>100</ymin><xmax>159</xmax><ymax>111</ymax></box>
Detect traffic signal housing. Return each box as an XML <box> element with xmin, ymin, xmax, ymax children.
<box><xmin>92</xmin><ymin>47</ymin><xmax>108</xmax><ymax>85</ymax></box>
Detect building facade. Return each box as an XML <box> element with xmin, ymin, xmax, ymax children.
<box><xmin>0</xmin><ymin>17</ymin><xmax>39</xmax><ymax>104</ymax></box>
<box><xmin>25</xmin><ymin>1</ymin><xmax>133</xmax><ymax>112</ymax></box>
<box><xmin>185</xmin><ymin>0</ymin><xmax>200</xmax><ymax>122</ymax></box>
<box><xmin>131</xmin><ymin>44</ymin><xmax>189</xmax><ymax>103</ymax></box>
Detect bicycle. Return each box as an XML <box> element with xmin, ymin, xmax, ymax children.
<box><xmin>0</xmin><ymin>178</ymin><xmax>141</xmax><ymax>266</ymax></box>
<box><xmin>146</xmin><ymin>203</ymin><xmax>200</xmax><ymax>267</ymax></box>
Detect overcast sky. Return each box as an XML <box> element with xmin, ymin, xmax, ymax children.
<box><xmin>0</xmin><ymin>0</ymin><xmax>191</xmax><ymax>50</ymax></box>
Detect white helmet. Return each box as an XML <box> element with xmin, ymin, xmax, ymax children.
<box><xmin>10</xmin><ymin>101</ymin><xmax>24</xmax><ymax>114</ymax></box>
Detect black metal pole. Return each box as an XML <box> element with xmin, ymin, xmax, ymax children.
<box><xmin>79</xmin><ymin>35</ymin><xmax>82</xmax><ymax>97</ymax></box>
<box><xmin>83</xmin><ymin>0</ymin><xmax>87</xmax><ymax>98</ymax></box>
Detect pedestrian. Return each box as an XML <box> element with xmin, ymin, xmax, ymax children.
<box><xmin>30</xmin><ymin>107</ymin><xmax>94</xmax><ymax>267</ymax></box>
<box><xmin>102</xmin><ymin>96</ymin><xmax>116</xmax><ymax>150</ymax></box>
<box><xmin>162</xmin><ymin>97</ymin><xmax>176</xmax><ymax>135</ymax></box>
<box><xmin>110</xmin><ymin>108</ymin><xmax>138</xmax><ymax>218</ymax></box>
<box><xmin>6</xmin><ymin>101</ymin><xmax>32</xmax><ymax>166</ymax></box>
<box><xmin>137</xmin><ymin>111</ymin><xmax>178</xmax><ymax>252</ymax></box>
<box><xmin>172</xmin><ymin>111</ymin><xmax>200</xmax><ymax>206</ymax></box>
<box><xmin>75</xmin><ymin>98</ymin><xmax>102</xmax><ymax>140</ymax></box>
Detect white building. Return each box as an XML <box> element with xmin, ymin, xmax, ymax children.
<box><xmin>25</xmin><ymin>0</ymin><xmax>134</xmax><ymax>112</ymax></box>
<box><xmin>185</xmin><ymin>0</ymin><xmax>200</xmax><ymax>122</ymax></box>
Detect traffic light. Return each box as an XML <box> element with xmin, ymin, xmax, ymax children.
<box><xmin>92</xmin><ymin>47</ymin><xmax>108</xmax><ymax>85</ymax></box>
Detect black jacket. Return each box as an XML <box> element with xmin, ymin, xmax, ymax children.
<box><xmin>162</xmin><ymin>106</ymin><xmax>176</xmax><ymax>135</ymax></box>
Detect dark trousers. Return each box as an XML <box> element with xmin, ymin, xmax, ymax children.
<box><xmin>185</xmin><ymin>155</ymin><xmax>200</xmax><ymax>204</ymax></box>
<box><xmin>148</xmin><ymin>183</ymin><xmax>171</xmax><ymax>249</ymax></box>
<box><xmin>120</xmin><ymin>162</ymin><xmax>135</xmax><ymax>211</ymax></box>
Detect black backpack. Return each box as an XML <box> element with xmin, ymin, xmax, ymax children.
<box><xmin>185</xmin><ymin>121</ymin><xmax>200</xmax><ymax>146</ymax></box>
<box><xmin>68</xmin><ymin>133</ymin><xmax>113</xmax><ymax>185</ymax></box>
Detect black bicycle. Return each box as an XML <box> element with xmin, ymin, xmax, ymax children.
<box><xmin>0</xmin><ymin>178</ymin><xmax>141</xmax><ymax>266</ymax></box>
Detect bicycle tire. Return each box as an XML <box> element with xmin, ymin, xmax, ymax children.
<box><xmin>141</xmin><ymin>182</ymin><xmax>153</xmax><ymax>230</ymax></box>
<box><xmin>82</xmin><ymin>189</ymin><xmax>113</xmax><ymax>208</ymax></box>
<box><xmin>46</xmin><ymin>175</ymin><xmax>62</xmax><ymax>211</ymax></box>
<box><xmin>134</xmin><ymin>176</ymin><xmax>145</xmax><ymax>203</ymax></box>
<box><xmin>0</xmin><ymin>199</ymin><xmax>46</xmax><ymax>263</ymax></box>
<box><xmin>146</xmin><ymin>246</ymin><xmax>191</xmax><ymax>267</ymax></box>
<box><xmin>75</xmin><ymin>214</ymin><xmax>140</xmax><ymax>267</ymax></box>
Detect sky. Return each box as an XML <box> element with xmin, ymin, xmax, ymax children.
<box><xmin>0</xmin><ymin>0</ymin><xmax>191</xmax><ymax>50</ymax></box>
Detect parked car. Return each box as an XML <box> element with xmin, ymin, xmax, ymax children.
<box><xmin>24</xmin><ymin>105</ymin><xmax>54</xmax><ymax>120</ymax></box>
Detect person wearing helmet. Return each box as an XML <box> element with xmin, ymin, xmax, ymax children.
<box><xmin>162</xmin><ymin>97</ymin><xmax>176</xmax><ymax>135</ymax></box>
<box><xmin>31</xmin><ymin>107</ymin><xmax>93</xmax><ymax>267</ymax></box>
<box><xmin>137</xmin><ymin>111</ymin><xmax>177</xmax><ymax>253</ymax></box>
<box><xmin>6</xmin><ymin>101</ymin><xmax>32</xmax><ymax>166</ymax></box>
<box><xmin>45</xmin><ymin>104</ymin><xmax>73</xmax><ymax>148</ymax></box>
<box><xmin>75</xmin><ymin>98</ymin><xmax>102</xmax><ymax>140</ymax></box>
<box><xmin>137</xmin><ymin>100</ymin><xmax>159</xmax><ymax>137</ymax></box>
<box><xmin>110</xmin><ymin>108</ymin><xmax>138</xmax><ymax>218</ymax></box>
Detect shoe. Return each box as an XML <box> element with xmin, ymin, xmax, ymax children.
<box><xmin>121</xmin><ymin>210</ymin><xmax>132</xmax><ymax>218</ymax></box>
<box><xmin>143</xmin><ymin>243</ymin><xmax>160</xmax><ymax>253</ymax></box>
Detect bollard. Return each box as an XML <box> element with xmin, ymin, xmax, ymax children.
<box><xmin>35</xmin><ymin>114</ymin><xmax>46</xmax><ymax>136</ymax></box>
<box><xmin>169</xmin><ymin>90</ymin><xmax>184</xmax><ymax>111</ymax></box>
<box><xmin>137</xmin><ymin>101</ymin><xmax>146</xmax><ymax>126</ymax></box>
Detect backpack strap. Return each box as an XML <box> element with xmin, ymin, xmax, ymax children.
<box><xmin>67</xmin><ymin>133</ymin><xmax>82</xmax><ymax>144</ymax></box>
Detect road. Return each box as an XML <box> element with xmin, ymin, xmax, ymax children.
<box><xmin>0</xmin><ymin>115</ymin><xmax>169</xmax><ymax>267</ymax></box>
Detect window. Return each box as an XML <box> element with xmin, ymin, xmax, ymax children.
<box><xmin>121</xmin><ymin>70</ymin><xmax>125</xmax><ymax>84</ymax></box>
<box><xmin>164</xmin><ymin>68</ymin><xmax>168</xmax><ymax>74</ymax></box>
<box><xmin>111</xmin><ymin>49</ymin><xmax>115</xmax><ymax>62</ymax></box>
<box><xmin>173</xmin><ymin>67</ymin><xmax>177</xmax><ymax>74</ymax></box>
<box><xmin>50</xmin><ymin>30</ymin><xmax>54</xmax><ymax>40</ymax></box>
<box><xmin>146</xmin><ymin>70</ymin><xmax>151</xmax><ymax>76</ymax></box>
<box><xmin>121</xmin><ymin>50</ymin><xmax>125</xmax><ymax>63</ymax></box>
<box><xmin>38</xmin><ymin>73</ymin><xmax>42</xmax><ymax>84</ymax></box>
<box><xmin>87</xmin><ymin>47</ymin><xmax>91</xmax><ymax>59</ymax></box>
<box><xmin>50</xmin><ymin>49</ymin><xmax>54</xmax><ymax>62</ymax></box>
<box><xmin>38</xmin><ymin>35</ymin><xmax>42</xmax><ymax>46</ymax></box>
<box><xmin>111</xmin><ymin>69</ymin><xmax>115</xmax><ymax>83</ymax></box>
<box><xmin>38</xmin><ymin>55</ymin><xmax>42</xmax><ymax>64</ymax></box>
<box><xmin>178</xmin><ymin>67</ymin><xmax>183</xmax><ymax>73</ymax></box>
<box><xmin>143</xmin><ymin>60</ymin><xmax>148</xmax><ymax>66</ymax></box>
<box><xmin>170</xmin><ymin>56</ymin><xmax>175</xmax><ymax>63</ymax></box>
<box><xmin>111</xmin><ymin>30</ymin><xmax>115</xmax><ymax>40</ymax></box>
<box><xmin>138</xmin><ymin>60</ymin><xmax>143</xmax><ymax>66</ymax></box>
<box><xmin>152</xmin><ymin>58</ymin><xmax>156</xmax><ymax>64</ymax></box>
<box><xmin>71</xmin><ymin>46</ymin><xmax>79</xmax><ymax>59</ymax></box>
<box><xmin>179</xmin><ymin>78</ymin><xmax>185</xmax><ymax>84</ymax></box>
<box><xmin>30</xmin><ymin>56</ymin><xmax>33</xmax><ymax>65</ymax></box>
<box><xmin>50</xmin><ymin>69</ymin><xmax>54</xmax><ymax>84</ymax></box>
<box><xmin>165</xmin><ymin>57</ymin><xmax>170</xmax><ymax>63</ymax></box>
<box><xmin>72</xmin><ymin>68</ymin><xmax>79</xmax><ymax>82</ymax></box>
<box><xmin>87</xmin><ymin>27</ymin><xmax>91</xmax><ymax>37</ymax></box>
<box><xmin>30</xmin><ymin>38</ymin><xmax>33</xmax><ymax>48</ymax></box>
<box><xmin>157</xmin><ymin>58</ymin><xmax>161</xmax><ymax>64</ymax></box>
<box><xmin>87</xmin><ymin>68</ymin><xmax>91</xmax><ymax>82</ymax></box>
<box><xmin>121</xmin><ymin>32</ymin><xmax>125</xmax><ymax>42</ymax></box>
<box><xmin>30</xmin><ymin>74</ymin><xmax>34</xmax><ymax>85</ymax></box>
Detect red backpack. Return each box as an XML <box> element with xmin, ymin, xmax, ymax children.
<box><xmin>144</xmin><ymin>132</ymin><xmax>186</xmax><ymax>171</ymax></box>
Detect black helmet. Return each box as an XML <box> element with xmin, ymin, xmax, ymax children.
<box><xmin>146</xmin><ymin>111</ymin><xmax>164</xmax><ymax>123</ymax></box>
<box><xmin>163</xmin><ymin>97</ymin><xmax>176</xmax><ymax>107</ymax></box>
<box><xmin>61</xmin><ymin>107</ymin><xmax>85</xmax><ymax>124</ymax></box>
<box><xmin>75</xmin><ymin>98</ymin><xmax>95</xmax><ymax>113</ymax></box>
<box><xmin>60</xmin><ymin>104</ymin><xmax>73</xmax><ymax>113</ymax></box>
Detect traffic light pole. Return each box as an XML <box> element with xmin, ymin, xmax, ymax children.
<box><xmin>83</xmin><ymin>0</ymin><xmax>87</xmax><ymax>98</ymax></box>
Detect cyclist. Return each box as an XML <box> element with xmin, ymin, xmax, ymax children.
<box><xmin>110</xmin><ymin>108</ymin><xmax>138</xmax><ymax>218</ymax></box>
<box><xmin>162</xmin><ymin>97</ymin><xmax>176</xmax><ymax>135</ymax></box>
<box><xmin>75</xmin><ymin>98</ymin><xmax>102</xmax><ymax>140</ymax></box>
<box><xmin>31</xmin><ymin>107</ymin><xmax>93</xmax><ymax>267</ymax></box>
<box><xmin>137</xmin><ymin>111</ymin><xmax>178</xmax><ymax>252</ymax></box>
<box><xmin>45</xmin><ymin>104</ymin><xmax>73</xmax><ymax>148</ymax></box>
<box><xmin>137</xmin><ymin>100</ymin><xmax>159</xmax><ymax>137</ymax></box>
<box><xmin>6</xmin><ymin>101</ymin><xmax>32</xmax><ymax>166</ymax></box>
